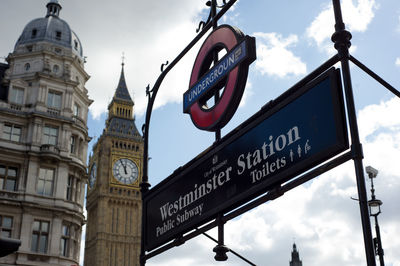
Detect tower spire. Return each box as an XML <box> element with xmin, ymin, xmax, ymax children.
<box><xmin>290</xmin><ymin>242</ymin><xmax>303</xmax><ymax>266</ymax></box>
<box><xmin>113</xmin><ymin>61</ymin><xmax>133</xmax><ymax>103</ymax></box>
<box><xmin>107</xmin><ymin>59</ymin><xmax>134</xmax><ymax>121</ymax></box>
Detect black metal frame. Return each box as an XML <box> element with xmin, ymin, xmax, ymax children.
<box><xmin>139</xmin><ymin>0</ymin><xmax>400</xmax><ymax>265</ymax></box>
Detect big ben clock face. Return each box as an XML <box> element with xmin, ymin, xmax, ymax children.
<box><xmin>113</xmin><ymin>158</ymin><xmax>138</xmax><ymax>185</ymax></box>
<box><xmin>89</xmin><ymin>163</ymin><xmax>97</xmax><ymax>188</ymax></box>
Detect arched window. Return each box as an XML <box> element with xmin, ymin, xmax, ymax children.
<box><xmin>24</xmin><ymin>63</ymin><xmax>30</xmax><ymax>71</ymax></box>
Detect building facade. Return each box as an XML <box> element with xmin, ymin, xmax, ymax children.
<box><xmin>0</xmin><ymin>1</ymin><xmax>91</xmax><ymax>265</ymax></box>
<box><xmin>84</xmin><ymin>63</ymin><xmax>143</xmax><ymax>266</ymax></box>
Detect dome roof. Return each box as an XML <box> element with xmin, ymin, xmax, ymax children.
<box><xmin>14</xmin><ymin>0</ymin><xmax>83</xmax><ymax>58</ymax></box>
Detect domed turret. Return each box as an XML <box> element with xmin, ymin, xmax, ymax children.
<box><xmin>14</xmin><ymin>0</ymin><xmax>83</xmax><ymax>58</ymax></box>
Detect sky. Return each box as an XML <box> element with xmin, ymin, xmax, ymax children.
<box><xmin>1</xmin><ymin>0</ymin><xmax>400</xmax><ymax>266</ymax></box>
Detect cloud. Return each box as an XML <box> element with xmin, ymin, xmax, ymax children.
<box><xmin>74</xmin><ymin>0</ymin><xmax>207</xmax><ymax>119</ymax></box>
<box><xmin>396</xmin><ymin>57</ymin><xmax>400</xmax><ymax>66</ymax></box>
<box><xmin>253</xmin><ymin>32</ymin><xmax>307</xmax><ymax>78</ymax></box>
<box><xmin>306</xmin><ymin>0</ymin><xmax>378</xmax><ymax>54</ymax></box>
<box><xmin>358</xmin><ymin>97</ymin><xmax>400</xmax><ymax>174</ymax></box>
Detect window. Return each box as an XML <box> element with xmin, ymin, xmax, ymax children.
<box><xmin>66</xmin><ymin>176</ymin><xmax>73</xmax><ymax>201</ymax></box>
<box><xmin>43</xmin><ymin>126</ymin><xmax>58</xmax><ymax>145</ymax></box>
<box><xmin>31</xmin><ymin>29</ymin><xmax>37</xmax><ymax>39</ymax></box>
<box><xmin>74</xmin><ymin>40</ymin><xmax>78</xmax><ymax>50</ymax></box>
<box><xmin>47</xmin><ymin>91</ymin><xmax>61</xmax><ymax>109</ymax></box>
<box><xmin>60</xmin><ymin>224</ymin><xmax>70</xmax><ymax>256</ymax></box>
<box><xmin>9</xmin><ymin>87</ymin><xmax>24</xmax><ymax>104</ymax></box>
<box><xmin>75</xmin><ymin>180</ymin><xmax>81</xmax><ymax>203</ymax></box>
<box><xmin>70</xmin><ymin>135</ymin><xmax>76</xmax><ymax>154</ymax></box>
<box><xmin>0</xmin><ymin>164</ymin><xmax>18</xmax><ymax>191</ymax></box>
<box><xmin>2</xmin><ymin>124</ymin><xmax>21</xmax><ymax>142</ymax></box>
<box><xmin>0</xmin><ymin>215</ymin><xmax>13</xmax><ymax>238</ymax></box>
<box><xmin>55</xmin><ymin>31</ymin><xmax>62</xmax><ymax>41</ymax></box>
<box><xmin>31</xmin><ymin>220</ymin><xmax>49</xmax><ymax>253</ymax></box>
<box><xmin>37</xmin><ymin>168</ymin><xmax>54</xmax><ymax>196</ymax></box>
<box><xmin>53</xmin><ymin>64</ymin><xmax>59</xmax><ymax>73</ymax></box>
<box><xmin>73</xmin><ymin>103</ymin><xmax>80</xmax><ymax>117</ymax></box>
<box><xmin>25</xmin><ymin>63</ymin><xmax>30</xmax><ymax>71</ymax></box>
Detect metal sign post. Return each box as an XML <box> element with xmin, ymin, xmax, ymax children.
<box><xmin>331</xmin><ymin>0</ymin><xmax>375</xmax><ymax>265</ymax></box>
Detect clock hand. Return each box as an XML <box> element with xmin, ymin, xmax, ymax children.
<box><xmin>120</xmin><ymin>159</ymin><xmax>127</xmax><ymax>175</ymax></box>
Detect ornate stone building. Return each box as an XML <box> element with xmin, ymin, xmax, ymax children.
<box><xmin>84</xmin><ymin>63</ymin><xmax>143</xmax><ymax>266</ymax></box>
<box><xmin>0</xmin><ymin>1</ymin><xmax>91</xmax><ymax>265</ymax></box>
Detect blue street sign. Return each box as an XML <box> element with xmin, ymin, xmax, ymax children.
<box><xmin>144</xmin><ymin>68</ymin><xmax>348</xmax><ymax>251</ymax></box>
<box><xmin>183</xmin><ymin>39</ymin><xmax>249</xmax><ymax>113</ymax></box>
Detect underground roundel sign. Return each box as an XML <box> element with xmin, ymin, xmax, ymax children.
<box><xmin>183</xmin><ymin>25</ymin><xmax>256</xmax><ymax>131</ymax></box>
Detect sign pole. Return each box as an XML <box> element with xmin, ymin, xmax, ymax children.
<box><xmin>211</xmin><ymin>0</ymin><xmax>222</xmax><ymax>142</ymax></box>
<box><xmin>331</xmin><ymin>0</ymin><xmax>376</xmax><ymax>265</ymax></box>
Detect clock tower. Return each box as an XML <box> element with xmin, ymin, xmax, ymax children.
<box><xmin>84</xmin><ymin>62</ymin><xmax>143</xmax><ymax>266</ymax></box>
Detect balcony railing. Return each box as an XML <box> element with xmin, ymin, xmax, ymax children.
<box><xmin>47</xmin><ymin>107</ymin><xmax>60</xmax><ymax>116</ymax></box>
<box><xmin>40</xmin><ymin>144</ymin><xmax>60</xmax><ymax>156</ymax></box>
<box><xmin>9</xmin><ymin>103</ymin><xmax>22</xmax><ymax>111</ymax></box>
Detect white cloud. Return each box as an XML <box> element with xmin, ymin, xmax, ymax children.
<box><xmin>78</xmin><ymin>0</ymin><xmax>207</xmax><ymax>119</ymax></box>
<box><xmin>306</xmin><ymin>4</ymin><xmax>332</xmax><ymax>47</ymax></box>
<box><xmin>396</xmin><ymin>57</ymin><xmax>400</xmax><ymax>66</ymax></box>
<box><xmin>306</xmin><ymin>0</ymin><xmax>378</xmax><ymax>53</ymax></box>
<box><xmin>358</xmin><ymin>97</ymin><xmax>400</xmax><ymax>141</ymax></box>
<box><xmin>253</xmin><ymin>32</ymin><xmax>307</xmax><ymax>78</ymax></box>
<box><xmin>342</xmin><ymin>0</ymin><xmax>378</xmax><ymax>32</ymax></box>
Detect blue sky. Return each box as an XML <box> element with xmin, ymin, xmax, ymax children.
<box><xmin>1</xmin><ymin>0</ymin><xmax>400</xmax><ymax>265</ymax></box>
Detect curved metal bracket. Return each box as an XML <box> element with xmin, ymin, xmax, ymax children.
<box><xmin>145</xmin><ymin>84</ymin><xmax>153</xmax><ymax>97</ymax></box>
<box><xmin>196</xmin><ymin>21</ymin><xmax>206</xmax><ymax>33</ymax></box>
<box><xmin>160</xmin><ymin>61</ymin><xmax>169</xmax><ymax>72</ymax></box>
<box><xmin>196</xmin><ymin>0</ymin><xmax>228</xmax><ymax>33</ymax></box>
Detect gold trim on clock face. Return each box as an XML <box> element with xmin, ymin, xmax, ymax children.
<box><xmin>112</xmin><ymin>158</ymin><xmax>138</xmax><ymax>185</ymax></box>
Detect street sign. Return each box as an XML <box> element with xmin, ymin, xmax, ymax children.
<box><xmin>183</xmin><ymin>25</ymin><xmax>256</xmax><ymax>131</ymax></box>
<box><xmin>144</xmin><ymin>68</ymin><xmax>348</xmax><ymax>251</ymax></box>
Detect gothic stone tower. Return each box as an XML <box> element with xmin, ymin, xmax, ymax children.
<box><xmin>85</xmin><ymin>63</ymin><xmax>143</xmax><ymax>266</ymax></box>
<box><xmin>0</xmin><ymin>1</ymin><xmax>91</xmax><ymax>265</ymax></box>
<box><xmin>290</xmin><ymin>242</ymin><xmax>303</xmax><ymax>266</ymax></box>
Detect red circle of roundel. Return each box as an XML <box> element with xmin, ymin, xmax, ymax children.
<box><xmin>188</xmin><ymin>25</ymin><xmax>250</xmax><ymax>131</ymax></box>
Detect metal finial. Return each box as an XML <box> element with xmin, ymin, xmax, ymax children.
<box><xmin>122</xmin><ymin>52</ymin><xmax>125</xmax><ymax>66</ymax></box>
